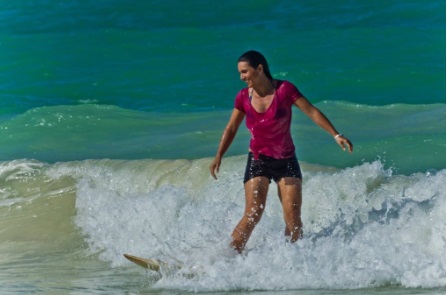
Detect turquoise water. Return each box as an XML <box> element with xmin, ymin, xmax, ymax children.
<box><xmin>0</xmin><ymin>0</ymin><xmax>445</xmax><ymax>294</ymax></box>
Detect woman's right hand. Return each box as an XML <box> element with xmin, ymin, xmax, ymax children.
<box><xmin>209</xmin><ymin>156</ymin><xmax>221</xmax><ymax>180</ymax></box>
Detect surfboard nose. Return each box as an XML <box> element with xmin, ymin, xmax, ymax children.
<box><xmin>123</xmin><ymin>253</ymin><xmax>161</xmax><ymax>271</ymax></box>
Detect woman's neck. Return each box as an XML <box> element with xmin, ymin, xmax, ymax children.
<box><xmin>252</xmin><ymin>77</ymin><xmax>275</xmax><ymax>97</ymax></box>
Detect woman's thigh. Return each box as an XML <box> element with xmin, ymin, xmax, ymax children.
<box><xmin>244</xmin><ymin>176</ymin><xmax>270</xmax><ymax>216</ymax></box>
<box><xmin>277</xmin><ymin>177</ymin><xmax>302</xmax><ymax>211</ymax></box>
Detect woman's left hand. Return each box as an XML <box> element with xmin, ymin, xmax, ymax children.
<box><xmin>335</xmin><ymin>135</ymin><xmax>353</xmax><ymax>153</ymax></box>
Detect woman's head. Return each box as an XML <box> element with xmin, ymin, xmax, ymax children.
<box><xmin>238</xmin><ymin>50</ymin><xmax>273</xmax><ymax>81</ymax></box>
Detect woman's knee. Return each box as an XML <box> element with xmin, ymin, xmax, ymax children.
<box><xmin>245</xmin><ymin>204</ymin><xmax>265</xmax><ymax>224</ymax></box>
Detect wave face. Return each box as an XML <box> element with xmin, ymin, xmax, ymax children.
<box><xmin>0</xmin><ymin>102</ymin><xmax>444</xmax><ymax>175</ymax></box>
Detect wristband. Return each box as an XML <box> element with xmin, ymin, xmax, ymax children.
<box><xmin>334</xmin><ymin>134</ymin><xmax>343</xmax><ymax>140</ymax></box>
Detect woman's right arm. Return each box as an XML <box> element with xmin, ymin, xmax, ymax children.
<box><xmin>209</xmin><ymin>108</ymin><xmax>245</xmax><ymax>179</ymax></box>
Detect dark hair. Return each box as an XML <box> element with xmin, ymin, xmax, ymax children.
<box><xmin>238</xmin><ymin>50</ymin><xmax>273</xmax><ymax>80</ymax></box>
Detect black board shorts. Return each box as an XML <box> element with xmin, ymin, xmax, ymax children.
<box><xmin>243</xmin><ymin>152</ymin><xmax>302</xmax><ymax>183</ymax></box>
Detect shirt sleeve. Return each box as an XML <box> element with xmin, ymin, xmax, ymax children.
<box><xmin>284</xmin><ymin>81</ymin><xmax>303</xmax><ymax>104</ymax></box>
<box><xmin>234</xmin><ymin>89</ymin><xmax>247</xmax><ymax>113</ymax></box>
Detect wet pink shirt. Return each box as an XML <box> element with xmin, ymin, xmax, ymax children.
<box><xmin>234</xmin><ymin>80</ymin><xmax>303</xmax><ymax>160</ymax></box>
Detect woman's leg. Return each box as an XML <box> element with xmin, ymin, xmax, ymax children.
<box><xmin>230</xmin><ymin>176</ymin><xmax>270</xmax><ymax>253</ymax></box>
<box><xmin>277</xmin><ymin>177</ymin><xmax>303</xmax><ymax>242</ymax></box>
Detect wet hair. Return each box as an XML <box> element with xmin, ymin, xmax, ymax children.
<box><xmin>238</xmin><ymin>50</ymin><xmax>273</xmax><ymax>80</ymax></box>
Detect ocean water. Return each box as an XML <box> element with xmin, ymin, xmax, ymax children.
<box><xmin>0</xmin><ymin>0</ymin><xmax>445</xmax><ymax>294</ymax></box>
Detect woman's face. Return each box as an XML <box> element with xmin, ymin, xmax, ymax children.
<box><xmin>238</xmin><ymin>61</ymin><xmax>260</xmax><ymax>88</ymax></box>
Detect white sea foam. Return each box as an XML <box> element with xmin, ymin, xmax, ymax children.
<box><xmin>68</xmin><ymin>156</ymin><xmax>445</xmax><ymax>291</ymax></box>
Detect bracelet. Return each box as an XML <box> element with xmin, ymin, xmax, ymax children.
<box><xmin>334</xmin><ymin>134</ymin><xmax>343</xmax><ymax>140</ymax></box>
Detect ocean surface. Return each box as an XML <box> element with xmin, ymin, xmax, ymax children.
<box><xmin>0</xmin><ymin>0</ymin><xmax>445</xmax><ymax>294</ymax></box>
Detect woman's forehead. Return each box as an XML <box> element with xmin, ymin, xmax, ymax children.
<box><xmin>237</xmin><ymin>61</ymin><xmax>252</xmax><ymax>70</ymax></box>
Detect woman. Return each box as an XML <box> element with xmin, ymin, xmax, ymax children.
<box><xmin>209</xmin><ymin>50</ymin><xmax>353</xmax><ymax>253</ymax></box>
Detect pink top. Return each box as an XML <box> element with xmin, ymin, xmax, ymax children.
<box><xmin>234</xmin><ymin>80</ymin><xmax>303</xmax><ymax>160</ymax></box>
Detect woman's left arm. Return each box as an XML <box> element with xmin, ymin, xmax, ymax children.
<box><xmin>294</xmin><ymin>96</ymin><xmax>353</xmax><ymax>152</ymax></box>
